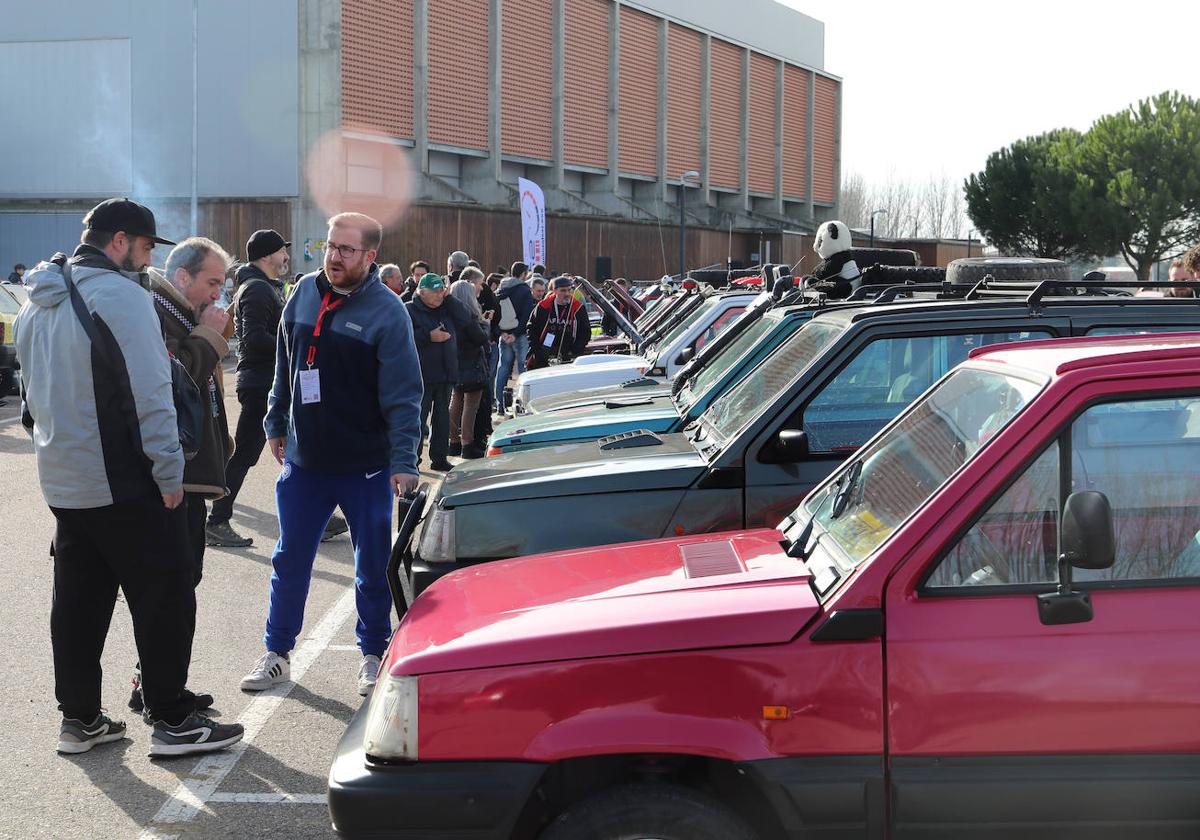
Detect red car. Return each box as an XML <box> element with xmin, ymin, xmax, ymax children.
<box><xmin>330</xmin><ymin>333</ymin><xmax>1200</xmax><ymax>839</ymax></box>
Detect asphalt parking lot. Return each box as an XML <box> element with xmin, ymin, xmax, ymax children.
<box><xmin>0</xmin><ymin>367</ymin><xmax>450</xmax><ymax>839</ymax></box>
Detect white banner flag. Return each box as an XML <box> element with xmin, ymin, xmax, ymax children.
<box><xmin>518</xmin><ymin>177</ymin><xmax>546</xmax><ymax>267</ymax></box>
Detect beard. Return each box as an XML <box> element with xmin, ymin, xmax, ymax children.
<box><xmin>120</xmin><ymin>252</ymin><xmax>140</xmax><ymax>272</ymax></box>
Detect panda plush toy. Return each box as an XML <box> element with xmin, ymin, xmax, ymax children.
<box><xmin>805</xmin><ymin>220</ymin><xmax>860</xmax><ymax>298</ymax></box>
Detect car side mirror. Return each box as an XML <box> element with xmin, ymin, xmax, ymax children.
<box><xmin>675</xmin><ymin>346</ymin><xmax>695</xmax><ymax>366</ymax></box>
<box><xmin>774</xmin><ymin>429</ymin><xmax>809</xmax><ymax>461</ymax></box>
<box><xmin>1038</xmin><ymin>491</ymin><xmax>1114</xmax><ymax>626</ymax></box>
<box><xmin>1060</xmin><ymin>490</ymin><xmax>1116</xmax><ymax>570</ymax></box>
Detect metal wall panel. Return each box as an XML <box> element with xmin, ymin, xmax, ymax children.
<box><xmin>343</xmin><ymin>0</ymin><xmax>414</xmax><ymax>138</ymax></box>
<box><xmin>708</xmin><ymin>39</ymin><xmax>742</xmax><ymax>189</ymax></box>
<box><xmin>0</xmin><ymin>1</ymin><xmax>298</xmax><ymax>199</ymax></box>
<box><xmin>666</xmin><ymin>23</ymin><xmax>702</xmax><ymax>183</ymax></box>
<box><xmin>501</xmin><ymin>0</ymin><xmax>553</xmax><ymax>160</ymax></box>
<box><xmin>0</xmin><ymin>214</ymin><xmax>87</xmax><ymax>278</ymax></box>
<box><xmin>782</xmin><ymin>64</ymin><xmax>809</xmax><ymax>199</ymax></box>
<box><xmin>617</xmin><ymin>5</ymin><xmax>658</xmax><ymax>176</ymax></box>
<box><xmin>813</xmin><ymin>75</ymin><xmax>838</xmax><ymax>203</ymax></box>
<box><xmin>564</xmin><ymin>0</ymin><xmax>610</xmax><ymax>168</ymax></box>
<box><xmin>747</xmin><ymin>52</ymin><xmax>777</xmax><ymax>195</ymax></box>
<box><xmin>428</xmin><ymin>0</ymin><xmax>489</xmax><ymax>150</ymax></box>
<box><xmin>0</xmin><ymin>40</ymin><xmax>132</xmax><ymax>196</ymax></box>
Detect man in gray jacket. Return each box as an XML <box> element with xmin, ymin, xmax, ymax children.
<box><xmin>15</xmin><ymin>198</ymin><xmax>243</xmax><ymax>758</ymax></box>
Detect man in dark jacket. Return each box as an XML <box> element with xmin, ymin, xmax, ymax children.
<box><xmin>474</xmin><ymin>271</ymin><xmax>502</xmax><ymax>443</ymax></box>
<box><xmin>406</xmin><ymin>273</ymin><xmax>476</xmax><ymax>471</ymax></box>
<box><xmin>527</xmin><ymin>275</ymin><xmax>591</xmax><ymax>367</ymax></box>
<box><xmin>207</xmin><ymin>230</ymin><xmax>299</xmax><ymax>547</ymax></box>
<box><xmin>494</xmin><ymin>262</ymin><xmax>536</xmax><ymax>412</ymax></box>
<box><xmin>242</xmin><ymin>212</ymin><xmax>423</xmax><ymax>698</ymax></box>
<box><xmin>133</xmin><ymin>237</ymin><xmax>235</xmax><ymax>714</ymax></box>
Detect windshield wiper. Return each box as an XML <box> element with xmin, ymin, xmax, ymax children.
<box><xmin>829</xmin><ymin>459</ymin><xmax>862</xmax><ymax>519</ymax></box>
<box><xmin>786</xmin><ymin>458</ymin><xmax>860</xmax><ymax>559</ymax></box>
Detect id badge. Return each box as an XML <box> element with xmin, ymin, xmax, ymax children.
<box><xmin>542</xmin><ymin>332</ymin><xmax>555</xmax><ymax>348</ymax></box>
<box><xmin>299</xmin><ymin>368</ymin><xmax>321</xmax><ymax>404</ymax></box>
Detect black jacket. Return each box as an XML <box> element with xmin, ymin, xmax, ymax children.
<box><xmin>478</xmin><ymin>284</ymin><xmax>501</xmax><ymax>342</ymax></box>
<box><xmin>232</xmin><ymin>263</ymin><xmax>286</xmax><ymax>390</ymax></box>
<box><xmin>406</xmin><ymin>295</ymin><xmax>486</xmax><ymax>385</ymax></box>
<box><xmin>496</xmin><ymin>277</ymin><xmax>536</xmax><ymax>337</ymax></box>
<box><xmin>527</xmin><ymin>295</ymin><xmax>591</xmax><ymax>365</ymax></box>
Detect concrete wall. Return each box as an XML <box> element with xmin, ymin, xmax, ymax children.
<box><xmin>0</xmin><ymin>0</ymin><xmax>299</xmax><ymax>201</ymax></box>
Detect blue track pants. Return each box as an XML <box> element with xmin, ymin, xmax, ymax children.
<box><xmin>264</xmin><ymin>461</ymin><xmax>394</xmax><ymax>657</ymax></box>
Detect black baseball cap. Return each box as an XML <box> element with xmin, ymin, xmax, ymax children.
<box><xmin>247</xmin><ymin>229</ymin><xmax>291</xmax><ymax>262</ymax></box>
<box><xmin>84</xmin><ymin>198</ymin><xmax>175</xmax><ymax>246</ymax></box>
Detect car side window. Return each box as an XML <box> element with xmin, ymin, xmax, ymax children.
<box><xmin>802</xmin><ymin>330</ymin><xmax>1050</xmax><ymax>454</ymax></box>
<box><xmin>693</xmin><ymin>307</ymin><xmax>745</xmax><ymax>351</ymax></box>
<box><xmin>925</xmin><ymin>395</ymin><xmax>1200</xmax><ymax>589</ymax></box>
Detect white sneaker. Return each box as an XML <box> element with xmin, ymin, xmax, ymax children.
<box><xmin>240</xmin><ymin>651</ymin><xmax>290</xmax><ymax>692</ymax></box>
<box><xmin>358</xmin><ymin>655</ymin><xmax>381</xmax><ymax>696</ymax></box>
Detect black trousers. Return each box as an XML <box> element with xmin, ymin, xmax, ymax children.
<box><xmin>184</xmin><ymin>492</ymin><xmax>207</xmax><ymax>587</ymax></box>
<box><xmin>209</xmin><ymin>385</ymin><xmax>270</xmax><ymax>525</ymax></box>
<box><xmin>51</xmin><ymin>496</ymin><xmax>195</xmax><ymax>724</ymax></box>
<box><xmin>420</xmin><ymin>383</ymin><xmax>453</xmax><ymax>463</ymax></box>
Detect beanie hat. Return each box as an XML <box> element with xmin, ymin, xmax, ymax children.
<box><xmin>247</xmin><ymin>230</ymin><xmax>290</xmax><ymax>262</ymax></box>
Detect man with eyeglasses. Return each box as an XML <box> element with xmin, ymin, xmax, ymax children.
<box><xmin>240</xmin><ymin>212</ymin><xmax>423</xmax><ymax>697</ymax></box>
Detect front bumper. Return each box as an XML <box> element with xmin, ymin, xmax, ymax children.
<box><xmin>329</xmin><ymin>701</ymin><xmax>548</xmax><ymax>839</ymax></box>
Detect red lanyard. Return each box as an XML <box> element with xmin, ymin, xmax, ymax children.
<box><xmin>306</xmin><ymin>291</ymin><xmax>345</xmax><ymax>368</ymax></box>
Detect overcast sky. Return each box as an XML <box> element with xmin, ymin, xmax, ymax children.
<box><xmin>782</xmin><ymin>0</ymin><xmax>1200</xmax><ymax>189</ymax></box>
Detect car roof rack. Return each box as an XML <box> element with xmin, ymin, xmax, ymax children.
<box><xmin>965</xmin><ymin>276</ymin><xmax>1199</xmax><ymax>307</ymax></box>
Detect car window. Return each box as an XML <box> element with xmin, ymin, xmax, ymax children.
<box><xmin>693</xmin><ymin>307</ymin><xmax>746</xmax><ymax>352</ymax></box>
<box><xmin>925</xmin><ymin>395</ymin><xmax>1200</xmax><ymax>589</ymax></box>
<box><xmin>802</xmin><ymin>330</ymin><xmax>1051</xmax><ymax>454</ymax></box>
<box><xmin>0</xmin><ymin>290</ymin><xmax>19</xmax><ymax>315</ymax></box>
<box><xmin>705</xmin><ymin>321</ymin><xmax>842</xmax><ymax>439</ymax></box>
<box><xmin>678</xmin><ymin>315</ymin><xmax>778</xmax><ymax>411</ymax></box>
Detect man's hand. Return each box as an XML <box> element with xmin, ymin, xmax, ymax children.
<box><xmin>162</xmin><ymin>488</ymin><xmax>184</xmax><ymax>509</ymax></box>
<box><xmin>430</xmin><ymin>327</ymin><xmax>451</xmax><ymax>343</ymax></box>
<box><xmin>268</xmin><ymin>436</ymin><xmax>287</xmax><ymax>464</ymax></box>
<box><xmin>391</xmin><ymin>473</ymin><xmax>418</xmax><ymax>497</ymax></box>
<box><xmin>200</xmin><ymin>303</ymin><xmax>230</xmax><ymax>334</ymax></box>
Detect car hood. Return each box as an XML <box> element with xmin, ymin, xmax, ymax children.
<box><xmin>492</xmin><ymin>398</ymin><xmax>678</xmax><ymax>446</ymax></box>
<box><xmin>530</xmin><ymin>382</ymin><xmax>673</xmax><ymax>413</ymax></box>
<box><xmin>519</xmin><ymin>356</ymin><xmax>647</xmax><ymax>386</ymax></box>
<box><xmin>440</xmin><ymin>432</ymin><xmax>706</xmax><ymax>504</ymax></box>
<box><xmin>387</xmin><ymin>528</ymin><xmax>818</xmax><ymax>675</ymax></box>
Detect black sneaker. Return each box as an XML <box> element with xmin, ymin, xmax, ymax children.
<box><xmin>448</xmin><ymin>441</ymin><xmax>463</xmax><ymax>457</ymax></box>
<box><xmin>462</xmin><ymin>442</ymin><xmax>487</xmax><ymax>460</ymax></box>
<box><xmin>206</xmin><ymin>520</ymin><xmax>253</xmax><ymax>548</ymax></box>
<box><xmin>58</xmin><ymin>712</ymin><xmax>127</xmax><ymax>754</ymax></box>
<box><xmin>128</xmin><ymin>684</ymin><xmax>214</xmax><ymax>714</ymax></box>
<box><xmin>149</xmin><ymin>713</ymin><xmax>244</xmax><ymax>758</ymax></box>
<box><xmin>429</xmin><ymin>460</ymin><xmax>453</xmax><ymax>472</ymax></box>
<box><xmin>321</xmin><ymin>514</ymin><xmax>349</xmax><ymax>542</ymax></box>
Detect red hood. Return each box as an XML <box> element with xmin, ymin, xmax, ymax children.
<box><xmin>385</xmin><ymin>529</ymin><xmax>819</xmax><ymax>676</ymax></box>
<box><xmin>538</xmin><ymin>294</ymin><xmax>584</xmax><ymax>315</ymax></box>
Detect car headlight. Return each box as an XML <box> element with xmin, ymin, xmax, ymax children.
<box><xmin>362</xmin><ymin>673</ymin><xmax>418</xmax><ymax>761</ymax></box>
<box><xmin>417</xmin><ymin>504</ymin><xmax>456</xmax><ymax>563</ymax></box>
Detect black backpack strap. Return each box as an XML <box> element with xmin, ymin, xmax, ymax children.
<box><xmin>62</xmin><ymin>259</ymin><xmax>105</xmax><ymax>351</ymax></box>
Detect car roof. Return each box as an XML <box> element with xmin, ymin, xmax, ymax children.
<box><xmin>969</xmin><ymin>332</ymin><xmax>1200</xmax><ymax>377</ymax></box>
<box><xmin>807</xmin><ymin>294</ymin><xmax>1200</xmax><ymax>328</ymax></box>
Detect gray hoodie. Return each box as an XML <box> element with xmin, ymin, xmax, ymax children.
<box><xmin>15</xmin><ymin>247</ymin><xmax>183</xmax><ymax>509</ymax></box>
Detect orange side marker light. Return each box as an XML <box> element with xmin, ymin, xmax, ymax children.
<box><xmin>762</xmin><ymin>705</ymin><xmax>789</xmax><ymax>721</ymax></box>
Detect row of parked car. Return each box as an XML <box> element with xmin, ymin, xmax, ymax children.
<box><xmin>329</xmin><ymin>254</ymin><xmax>1200</xmax><ymax>840</ymax></box>
<box><xmin>0</xmin><ymin>283</ymin><xmax>29</xmax><ymax>395</ymax></box>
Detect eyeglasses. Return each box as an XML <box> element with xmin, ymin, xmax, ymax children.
<box><xmin>327</xmin><ymin>243</ymin><xmax>368</xmax><ymax>259</ymax></box>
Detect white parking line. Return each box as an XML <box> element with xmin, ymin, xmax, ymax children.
<box><xmin>208</xmin><ymin>792</ymin><xmax>327</xmax><ymax>805</ymax></box>
<box><xmin>137</xmin><ymin>586</ymin><xmax>357</xmax><ymax>839</ymax></box>
<box><xmin>327</xmin><ymin>644</ymin><xmax>360</xmax><ymax>651</ymax></box>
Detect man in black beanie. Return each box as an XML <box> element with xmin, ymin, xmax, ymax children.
<box><xmin>204</xmin><ymin>230</ymin><xmax>355</xmax><ymax>546</ymax></box>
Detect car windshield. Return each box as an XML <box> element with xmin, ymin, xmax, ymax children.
<box><xmin>703</xmin><ymin>321</ymin><xmax>842</xmax><ymax>439</ymax></box>
<box><xmin>675</xmin><ymin>313</ymin><xmax>779</xmax><ymax>412</ymax></box>
<box><xmin>0</xmin><ymin>288</ymin><xmax>19</xmax><ymax>315</ymax></box>
<box><xmin>798</xmin><ymin>366</ymin><xmax>1046</xmax><ymax>570</ymax></box>
<box><xmin>647</xmin><ymin>297</ymin><xmax>721</xmax><ymax>360</ymax></box>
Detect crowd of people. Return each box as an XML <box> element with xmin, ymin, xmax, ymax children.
<box><xmin>10</xmin><ymin>196</ymin><xmax>625</xmax><ymax>760</ymax></box>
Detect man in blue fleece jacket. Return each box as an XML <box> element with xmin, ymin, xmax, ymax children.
<box><xmin>240</xmin><ymin>212</ymin><xmax>422</xmax><ymax>697</ymax></box>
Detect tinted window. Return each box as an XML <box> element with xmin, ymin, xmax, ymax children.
<box><xmin>693</xmin><ymin>307</ymin><xmax>745</xmax><ymax>351</ymax></box>
<box><xmin>803</xmin><ymin>330</ymin><xmax>1050</xmax><ymax>453</ymax></box>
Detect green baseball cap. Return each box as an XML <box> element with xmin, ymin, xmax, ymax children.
<box><xmin>418</xmin><ymin>273</ymin><xmax>446</xmax><ymax>290</ymax></box>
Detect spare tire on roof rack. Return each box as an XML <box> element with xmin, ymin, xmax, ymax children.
<box><xmin>947</xmin><ymin>256</ymin><xmax>1070</xmax><ymax>285</ymax></box>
